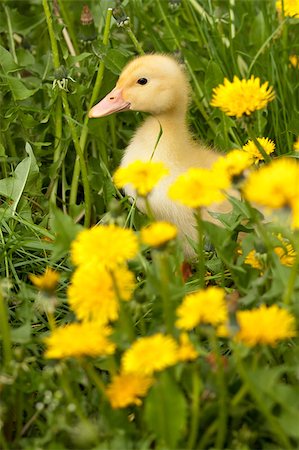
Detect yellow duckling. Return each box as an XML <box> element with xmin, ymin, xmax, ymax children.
<box><xmin>89</xmin><ymin>54</ymin><xmax>231</xmax><ymax>259</ymax></box>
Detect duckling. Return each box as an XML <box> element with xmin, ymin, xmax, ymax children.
<box><xmin>89</xmin><ymin>54</ymin><xmax>231</xmax><ymax>259</ymax></box>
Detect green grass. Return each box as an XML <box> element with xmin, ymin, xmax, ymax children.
<box><xmin>1</xmin><ymin>1</ymin><xmax>299</xmax><ymax>449</ymax></box>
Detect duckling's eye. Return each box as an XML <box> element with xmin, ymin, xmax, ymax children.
<box><xmin>137</xmin><ymin>78</ymin><xmax>148</xmax><ymax>85</ymax></box>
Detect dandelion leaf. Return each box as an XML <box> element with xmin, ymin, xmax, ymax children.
<box><xmin>144</xmin><ymin>372</ymin><xmax>186</xmax><ymax>448</ymax></box>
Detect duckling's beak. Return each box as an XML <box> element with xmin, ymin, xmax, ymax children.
<box><xmin>88</xmin><ymin>88</ymin><xmax>131</xmax><ymax>118</ymax></box>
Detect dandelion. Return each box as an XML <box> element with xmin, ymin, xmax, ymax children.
<box><xmin>244</xmin><ymin>249</ymin><xmax>263</xmax><ymax>270</ymax></box>
<box><xmin>71</xmin><ymin>224</ymin><xmax>139</xmax><ymax>269</ymax></box>
<box><xmin>242</xmin><ymin>138</ymin><xmax>275</xmax><ymax>162</ymax></box>
<box><xmin>212</xmin><ymin>149</ymin><xmax>253</xmax><ymax>180</ymax></box>
<box><xmin>29</xmin><ymin>267</ymin><xmax>59</xmax><ymax>293</ymax></box>
<box><xmin>122</xmin><ymin>333</ymin><xmax>179</xmax><ymax>375</ymax></box>
<box><xmin>243</xmin><ymin>158</ymin><xmax>299</xmax><ymax>228</ymax></box>
<box><xmin>294</xmin><ymin>137</ymin><xmax>299</xmax><ymax>151</ymax></box>
<box><xmin>168</xmin><ymin>167</ymin><xmax>229</xmax><ymax>209</ymax></box>
<box><xmin>210</xmin><ymin>75</ymin><xmax>275</xmax><ymax>118</ymax></box>
<box><xmin>274</xmin><ymin>234</ymin><xmax>296</xmax><ymax>267</ymax></box>
<box><xmin>236</xmin><ymin>305</ymin><xmax>296</xmax><ymax>347</ymax></box>
<box><xmin>113</xmin><ymin>160</ymin><xmax>169</xmax><ymax>197</ymax></box>
<box><xmin>289</xmin><ymin>55</ymin><xmax>299</xmax><ymax>68</ymax></box>
<box><xmin>176</xmin><ymin>286</ymin><xmax>228</xmax><ymax>330</ymax></box>
<box><xmin>44</xmin><ymin>322</ymin><xmax>116</xmax><ymax>359</ymax></box>
<box><xmin>141</xmin><ymin>221</ymin><xmax>177</xmax><ymax>247</ymax></box>
<box><xmin>177</xmin><ymin>333</ymin><xmax>198</xmax><ymax>362</ymax></box>
<box><xmin>106</xmin><ymin>372</ymin><xmax>153</xmax><ymax>408</ymax></box>
<box><xmin>68</xmin><ymin>263</ymin><xmax>135</xmax><ymax>324</ymax></box>
<box><xmin>276</xmin><ymin>0</ymin><xmax>299</xmax><ymax>18</ymax></box>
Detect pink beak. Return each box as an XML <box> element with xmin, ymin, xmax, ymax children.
<box><xmin>88</xmin><ymin>88</ymin><xmax>131</xmax><ymax>118</ymax></box>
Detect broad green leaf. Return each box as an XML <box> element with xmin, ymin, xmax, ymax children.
<box><xmin>104</xmin><ymin>49</ymin><xmax>129</xmax><ymax>75</ymax></box>
<box><xmin>0</xmin><ymin>142</ymin><xmax>40</xmax><ymax>217</ymax></box>
<box><xmin>11</xmin><ymin>323</ymin><xmax>31</xmax><ymax>343</ymax></box>
<box><xmin>50</xmin><ymin>208</ymin><xmax>83</xmax><ymax>262</ymax></box>
<box><xmin>145</xmin><ymin>372</ymin><xmax>187</xmax><ymax>448</ymax></box>
<box><xmin>6</xmin><ymin>76</ymin><xmax>38</xmax><ymax>100</ymax></box>
<box><xmin>0</xmin><ymin>45</ymin><xmax>19</xmax><ymax>73</ymax></box>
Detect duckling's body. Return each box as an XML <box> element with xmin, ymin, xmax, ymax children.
<box><xmin>89</xmin><ymin>54</ymin><xmax>230</xmax><ymax>258</ymax></box>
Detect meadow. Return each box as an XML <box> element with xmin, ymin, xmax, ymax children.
<box><xmin>1</xmin><ymin>0</ymin><xmax>299</xmax><ymax>448</ymax></box>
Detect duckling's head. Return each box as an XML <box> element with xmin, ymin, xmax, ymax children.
<box><xmin>89</xmin><ymin>54</ymin><xmax>190</xmax><ymax>118</ymax></box>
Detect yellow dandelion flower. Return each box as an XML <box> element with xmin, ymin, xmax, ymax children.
<box><xmin>122</xmin><ymin>333</ymin><xmax>179</xmax><ymax>375</ymax></box>
<box><xmin>168</xmin><ymin>167</ymin><xmax>229</xmax><ymax>209</ymax></box>
<box><xmin>141</xmin><ymin>221</ymin><xmax>177</xmax><ymax>247</ymax></box>
<box><xmin>294</xmin><ymin>137</ymin><xmax>299</xmax><ymax>151</ymax></box>
<box><xmin>44</xmin><ymin>322</ymin><xmax>116</xmax><ymax>359</ymax></box>
<box><xmin>274</xmin><ymin>234</ymin><xmax>296</xmax><ymax>267</ymax></box>
<box><xmin>68</xmin><ymin>264</ymin><xmax>135</xmax><ymax>324</ymax></box>
<box><xmin>276</xmin><ymin>0</ymin><xmax>299</xmax><ymax>17</ymax></box>
<box><xmin>106</xmin><ymin>372</ymin><xmax>153</xmax><ymax>409</ymax></box>
<box><xmin>29</xmin><ymin>267</ymin><xmax>59</xmax><ymax>293</ymax></box>
<box><xmin>210</xmin><ymin>75</ymin><xmax>275</xmax><ymax>118</ymax></box>
<box><xmin>113</xmin><ymin>160</ymin><xmax>169</xmax><ymax>197</ymax></box>
<box><xmin>212</xmin><ymin>149</ymin><xmax>253</xmax><ymax>180</ymax></box>
<box><xmin>289</xmin><ymin>55</ymin><xmax>299</xmax><ymax>68</ymax></box>
<box><xmin>177</xmin><ymin>333</ymin><xmax>198</xmax><ymax>362</ymax></box>
<box><xmin>176</xmin><ymin>286</ymin><xmax>228</xmax><ymax>330</ymax></box>
<box><xmin>71</xmin><ymin>224</ymin><xmax>139</xmax><ymax>269</ymax></box>
<box><xmin>243</xmin><ymin>158</ymin><xmax>299</xmax><ymax>209</ymax></box>
<box><xmin>236</xmin><ymin>305</ymin><xmax>296</xmax><ymax>347</ymax></box>
<box><xmin>244</xmin><ymin>249</ymin><xmax>263</xmax><ymax>270</ymax></box>
<box><xmin>242</xmin><ymin>138</ymin><xmax>275</xmax><ymax>162</ymax></box>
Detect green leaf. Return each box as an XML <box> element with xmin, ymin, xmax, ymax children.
<box><xmin>104</xmin><ymin>49</ymin><xmax>129</xmax><ymax>75</ymax></box>
<box><xmin>11</xmin><ymin>323</ymin><xmax>31</xmax><ymax>343</ymax></box>
<box><xmin>145</xmin><ymin>372</ymin><xmax>187</xmax><ymax>448</ymax></box>
<box><xmin>0</xmin><ymin>142</ymin><xmax>40</xmax><ymax>216</ymax></box>
<box><xmin>6</xmin><ymin>76</ymin><xmax>38</xmax><ymax>101</ymax></box>
<box><xmin>50</xmin><ymin>208</ymin><xmax>83</xmax><ymax>262</ymax></box>
<box><xmin>0</xmin><ymin>45</ymin><xmax>19</xmax><ymax>73</ymax></box>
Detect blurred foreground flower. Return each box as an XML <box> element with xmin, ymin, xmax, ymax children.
<box><xmin>44</xmin><ymin>322</ymin><xmax>115</xmax><ymax>359</ymax></box>
<box><xmin>211</xmin><ymin>76</ymin><xmax>275</xmax><ymax>118</ymax></box>
<box><xmin>176</xmin><ymin>286</ymin><xmax>228</xmax><ymax>330</ymax></box>
<box><xmin>71</xmin><ymin>224</ymin><xmax>139</xmax><ymax>269</ymax></box>
<box><xmin>29</xmin><ymin>267</ymin><xmax>59</xmax><ymax>293</ymax></box>
<box><xmin>244</xmin><ymin>249</ymin><xmax>263</xmax><ymax>270</ymax></box>
<box><xmin>289</xmin><ymin>55</ymin><xmax>299</xmax><ymax>68</ymax></box>
<box><xmin>177</xmin><ymin>333</ymin><xmax>198</xmax><ymax>362</ymax></box>
<box><xmin>212</xmin><ymin>149</ymin><xmax>253</xmax><ymax>180</ymax></box>
<box><xmin>242</xmin><ymin>137</ymin><xmax>275</xmax><ymax>162</ymax></box>
<box><xmin>113</xmin><ymin>160</ymin><xmax>169</xmax><ymax>197</ymax></box>
<box><xmin>276</xmin><ymin>0</ymin><xmax>299</xmax><ymax>17</ymax></box>
<box><xmin>68</xmin><ymin>263</ymin><xmax>135</xmax><ymax>324</ymax></box>
<box><xmin>274</xmin><ymin>234</ymin><xmax>296</xmax><ymax>266</ymax></box>
<box><xmin>106</xmin><ymin>372</ymin><xmax>154</xmax><ymax>409</ymax></box>
<box><xmin>168</xmin><ymin>167</ymin><xmax>229</xmax><ymax>208</ymax></box>
<box><xmin>243</xmin><ymin>158</ymin><xmax>299</xmax><ymax>228</ymax></box>
<box><xmin>294</xmin><ymin>137</ymin><xmax>299</xmax><ymax>151</ymax></box>
<box><xmin>122</xmin><ymin>333</ymin><xmax>179</xmax><ymax>375</ymax></box>
<box><xmin>141</xmin><ymin>221</ymin><xmax>177</xmax><ymax>247</ymax></box>
<box><xmin>236</xmin><ymin>305</ymin><xmax>296</xmax><ymax>347</ymax></box>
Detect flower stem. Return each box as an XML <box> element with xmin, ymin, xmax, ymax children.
<box><xmin>187</xmin><ymin>368</ymin><xmax>202</xmax><ymax>449</ymax></box>
<box><xmin>155</xmin><ymin>252</ymin><xmax>174</xmax><ymax>334</ymax></box>
<box><xmin>81</xmin><ymin>360</ymin><xmax>107</xmax><ymax>396</ymax></box>
<box><xmin>234</xmin><ymin>345</ymin><xmax>292</xmax><ymax>450</ymax></box>
<box><xmin>42</xmin><ymin>0</ymin><xmax>60</xmax><ymax>70</ymax></box>
<box><xmin>61</xmin><ymin>91</ymin><xmax>91</xmax><ymax>227</ymax></box>
<box><xmin>0</xmin><ymin>287</ymin><xmax>12</xmax><ymax>371</ymax></box>
<box><xmin>195</xmin><ymin>209</ymin><xmax>205</xmax><ymax>289</ymax></box>
<box><xmin>209</xmin><ymin>331</ymin><xmax>227</xmax><ymax>449</ymax></box>
<box><xmin>126</xmin><ymin>26</ymin><xmax>144</xmax><ymax>55</ymax></box>
<box><xmin>69</xmin><ymin>8</ymin><xmax>113</xmax><ymax>207</ymax></box>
